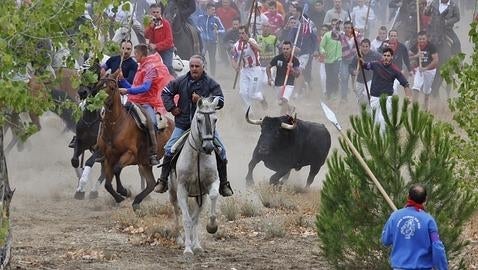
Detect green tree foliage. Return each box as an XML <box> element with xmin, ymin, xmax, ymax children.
<box><xmin>316</xmin><ymin>97</ymin><xmax>478</xmax><ymax>269</ymax></box>
<box><xmin>441</xmin><ymin>22</ymin><xmax>478</xmax><ymax>189</ymax></box>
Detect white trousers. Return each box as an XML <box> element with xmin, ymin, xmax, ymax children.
<box><xmin>412</xmin><ymin>68</ymin><xmax>437</xmax><ymax>95</ymax></box>
<box><xmin>370</xmin><ymin>95</ymin><xmax>392</xmax><ymax>133</ymax></box>
<box><xmin>355</xmin><ymin>80</ymin><xmax>372</xmax><ymax>105</ymax></box>
<box><xmin>239</xmin><ymin>66</ymin><xmax>264</xmax><ymax>107</ymax></box>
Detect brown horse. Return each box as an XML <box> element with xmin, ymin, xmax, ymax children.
<box><xmin>96</xmin><ymin>76</ymin><xmax>174</xmax><ymax>210</ymax></box>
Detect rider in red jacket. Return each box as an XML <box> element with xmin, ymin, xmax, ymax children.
<box><xmin>119</xmin><ymin>44</ymin><xmax>173</xmax><ymax>165</ymax></box>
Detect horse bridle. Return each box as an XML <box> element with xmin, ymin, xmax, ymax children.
<box><xmin>188</xmin><ymin>110</ymin><xmax>215</xmax><ymax>153</ymax></box>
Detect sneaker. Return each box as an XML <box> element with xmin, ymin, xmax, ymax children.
<box><xmin>219</xmin><ymin>181</ymin><xmax>234</xmax><ymax>197</ymax></box>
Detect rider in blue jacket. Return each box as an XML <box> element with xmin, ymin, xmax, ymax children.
<box><xmin>382</xmin><ymin>184</ymin><xmax>448</xmax><ymax>270</ymax></box>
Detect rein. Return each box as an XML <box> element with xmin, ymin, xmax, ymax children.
<box><xmin>187</xmin><ymin>110</ymin><xmax>216</xmax><ymax>207</ymax></box>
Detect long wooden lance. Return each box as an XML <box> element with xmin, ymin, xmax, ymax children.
<box><xmin>348</xmin><ymin>10</ymin><xmax>370</xmax><ymax>105</ymax></box>
<box><xmin>321</xmin><ymin>102</ymin><xmax>398</xmax><ymax>211</ymax></box>
<box><xmin>416</xmin><ymin>0</ymin><xmax>423</xmax><ymax>69</ymax></box>
<box><xmin>232</xmin><ymin>0</ymin><xmax>257</xmax><ymax>89</ymax></box>
<box><xmin>352</xmin><ymin>2</ymin><xmax>372</xmax><ymax>93</ymax></box>
<box><xmin>280</xmin><ymin>8</ymin><xmax>305</xmax><ymax>98</ymax></box>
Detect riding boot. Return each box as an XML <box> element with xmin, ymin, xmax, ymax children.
<box><xmin>154</xmin><ymin>154</ymin><xmax>173</xmax><ymax>193</ymax></box>
<box><xmin>147</xmin><ymin>120</ymin><xmax>159</xmax><ymax>166</ymax></box>
<box><xmin>68</xmin><ymin>135</ymin><xmax>77</xmax><ymax>148</ymax></box>
<box><xmin>216</xmin><ymin>154</ymin><xmax>233</xmax><ymax>197</ymax></box>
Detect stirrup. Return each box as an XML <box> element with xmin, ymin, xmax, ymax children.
<box><xmin>154</xmin><ymin>178</ymin><xmax>168</xmax><ymax>193</ymax></box>
<box><xmin>219</xmin><ymin>181</ymin><xmax>233</xmax><ymax>197</ymax></box>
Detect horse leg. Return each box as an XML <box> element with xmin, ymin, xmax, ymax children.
<box><xmin>168</xmin><ymin>172</ymin><xmax>182</xmax><ymax>246</ymax></box>
<box><xmin>74</xmin><ymin>151</ymin><xmax>97</xmax><ymax>200</ymax></box>
<box><xmin>89</xmin><ymin>162</ymin><xmax>105</xmax><ymax>199</ymax></box>
<box><xmin>177</xmin><ymin>183</ymin><xmax>194</xmax><ymax>255</ymax></box>
<box><xmin>114</xmin><ymin>151</ymin><xmax>136</xmax><ymax>197</ymax></box>
<box><xmin>206</xmin><ymin>179</ymin><xmax>220</xmax><ymax>234</ymax></box>
<box><xmin>131</xmin><ymin>165</ymin><xmax>155</xmax><ymax>211</ymax></box>
<box><xmin>192</xmin><ymin>198</ymin><xmax>205</xmax><ymax>254</ymax></box>
<box><xmin>114</xmin><ymin>169</ymin><xmax>129</xmax><ymax>197</ymax></box>
<box><xmin>104</xmin><ymin>160</ymin><xmax>125</xmax><ymax>203</ymax></box>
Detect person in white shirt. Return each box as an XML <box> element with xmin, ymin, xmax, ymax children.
<box><xmin>231</xmin><ymin>25</ymin><xmax>267</xmax><ymax>110</ymax></box>
<box><xmin>370</xmin><ymin>25</ymin><xmax>387</xmax><ymax>52</ymax></box>
<box><xmin>351</xmin><ymin>0</ymin><xmax>376</xmax><ymax>34</ymax></box>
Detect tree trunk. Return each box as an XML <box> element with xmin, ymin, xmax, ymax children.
<box><xmin>0</xmin><ymin>128</ymin><xmax>14</xmax><ymax>269</ymax></box>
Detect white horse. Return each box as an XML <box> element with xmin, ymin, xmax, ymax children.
<box><xmin>169</xmin><ymin>97</ymin><xmax>221</xmax><ymax>256</ymax></box>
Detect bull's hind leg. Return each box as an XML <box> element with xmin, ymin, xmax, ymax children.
<box><xmin>104</xmin><ymin>161</ymin><xmax>125</xmax><ymax>203</ymax></box>
<box><xmin>206</xmin><ymin>179</ymin><xmax>220</xmax><ymax>234</ymax></box>
<box><xmin>269</xmin><ymin>170</ymin><xmax>290</xmax><ymax>186</ymax></box>
<box><xmin>306</xmin><ymin>164</ymin><xmax>322</xmax><ymax>188</ymax></box>
<box><xmin>246</xmin><ymin>153</ymin><xmax>261</xmax><ymax>186</ymax></box>
<box><xmin>132</xmin><ymin>165</ymin><xmax>155</xmax><ymax>211</ymax></box>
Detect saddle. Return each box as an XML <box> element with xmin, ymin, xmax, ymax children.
<box><xmin>124</xmin><ymin>102</ymin><xmax>169</xmax><ymax>131</ymax></box>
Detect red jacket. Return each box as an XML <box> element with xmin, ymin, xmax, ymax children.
<box><xmin>145</xmin><ymin>18</ymin><xmax>175</xmax><ymax>53</ymax></box>
<box><xmin>128</xmin><ymin>54</ymin><xmax>173</xmax><ymax>114</ymax></box>
<box><xmin>216</xmin><ymin>7</ymin><xmax>239</xmax><ymax>30</ymax></box>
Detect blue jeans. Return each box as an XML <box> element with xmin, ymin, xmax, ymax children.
<box><xmin>141</xmin><ymin>104</ymin><xmax>156</xmax><ymax>126</ymax></box>
<box><xmin>340</xmin><ymin>59</ymin><xmax>352</xmax><ymax>99</ymax></box>
<box><xmin>164</xmin><ymin>127</ymin><xmax>226</xmax><ymax>160</ymax></box>
<box><xmin>159</xmin><ymin>48</ymin><xmax>174</xmax><ymax>75</ymax></box>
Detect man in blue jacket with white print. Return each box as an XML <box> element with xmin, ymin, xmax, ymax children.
<box><xmin>197</xmin><ymin>3</ymin><xmax>225</xmax><ymax>77</ymax></box>
<box><xmin>381</xmin><ymin>184</ymin><xmax>448</xmax><ymax>270</ymax></box>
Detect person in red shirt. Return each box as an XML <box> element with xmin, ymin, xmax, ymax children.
<box><xmin>145</xmin><ymin>3</ymin><xmax>176</xmax><ymax>76</ymax></box>
<box><xmin>118</xmin><ymin>44</ymin><xmax>173</xmax><ymax>165</ymax></box>
<box><xmin>216</xmin><ymin>0</ymin><xmax>240</xmax><ymax>30</ymax></box>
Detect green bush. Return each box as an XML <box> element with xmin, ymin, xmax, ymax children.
<box><xmin>316</xmin><ymin>97</ymin><xmax>478</xmax><ymax>269</ymax></box>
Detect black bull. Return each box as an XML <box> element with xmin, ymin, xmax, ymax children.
<box><xmin>245</xmin><ymin>109</ymin><xmax>331</xmax><ymax>187</ymax></box>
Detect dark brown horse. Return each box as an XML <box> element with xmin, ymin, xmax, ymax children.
<box><xmin>96</xmin><ymin>76</ymin><xmax>174</xmax><ymax>210</ymax></box>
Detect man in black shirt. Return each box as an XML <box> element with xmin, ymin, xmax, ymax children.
<box><xmin>266</xmin><ymin>41</ymin><xmax>300</xmax><ymax>114</ymax></box>
<box><xmin>378</xmin><ymin>29</ymin><xmax>412</xmax><ymax>94</ymax></box>
<box><xmin>101</xmin><ymin>40</ymin><xmax>138</xmax><ymax>84</ymax></box>
<box><xmin>360</xmin><ymin>47</ymin><xmax>411</xmax><ymax>132</ymax></box>
<box><xmin>410</xmin><ymin>31</ymin><xmax>439</xmax><ymax>111</ymax></box>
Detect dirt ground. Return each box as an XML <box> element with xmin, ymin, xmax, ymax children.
<box><xmin>5</xmin><ymin>14</ymin><xmax>478</xmax><ymax>270</ymax></box>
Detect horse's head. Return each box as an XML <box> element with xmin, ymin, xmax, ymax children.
<box><xmin>193</xmin><ymin>96</ymin><xmax>220</xmax><ymax>154</ymax></box>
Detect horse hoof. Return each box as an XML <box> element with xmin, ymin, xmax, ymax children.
<box><xmin>183</xmin><ymin>248</ymin><xmax>194</xmax><ymax>257</ymax></box>
<box><xmin>74</xmin><ymin>191</ymin><xmax>85</xmax><ymax>200</ymax></box>
<box><xmin>71</xmin><ymin>158</ymin><xmax>79</xmax><ymax>168</ymax></box>
<box><xmin>88</xmin><ymin>191</ymin><xmax>99</xmax><ymax>200</ymax></box>
<box><xmin>246</xmin><ymin>179</ymin><xmax>254</xmax><ymax>187</ymax></box>
<box><xmin>206</xmin><ymin>223</ymin><xmax>218</xmax><ymax>234</ymax></box>
<box><xmin>115</xmin><ymin>196</ymin><xmax>125</xmax><ymax>203</ymax></box>
<box><xmin>132</xmin><ymin>203</ymin><xmax>141</xmax><ymax>212</ymax></box>
<box><xmin>193</xmin><ymin>246</ymin><xmax>203</xmax><ymax>254</ymax></box>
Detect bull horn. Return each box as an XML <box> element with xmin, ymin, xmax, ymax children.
<box><xmin>281</xmin><ymin>113</ymin><xmax>297</xmax><ymax>130</ymax></box>
<box><xmin>245</xmin><ymin>106</ymin><xmax>262</xmax><ymax>125</ymax></box>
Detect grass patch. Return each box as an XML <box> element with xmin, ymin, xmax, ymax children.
<box><xmin>262</xmin><ymin>218</ymin><xmax>286</xmax><ymax>239</ymax></box>
<box><xmin>0</xmin><ymin>219</ymin><xmax>10</xmax><ymax>246</ymax></box>
<box><xmin>240</xmin><ymin>200</ymin><xmax>261</xmax><ymax>217</ymax></box>
<box><xmin>220</xmin><ymin>197</ymin><xmax>239</xmax><ymax>221</ymax></box>
<box><xmin>257</xmin><ymin>184</ymin><xmax>298</xmax><ymax>211</ymax></box>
